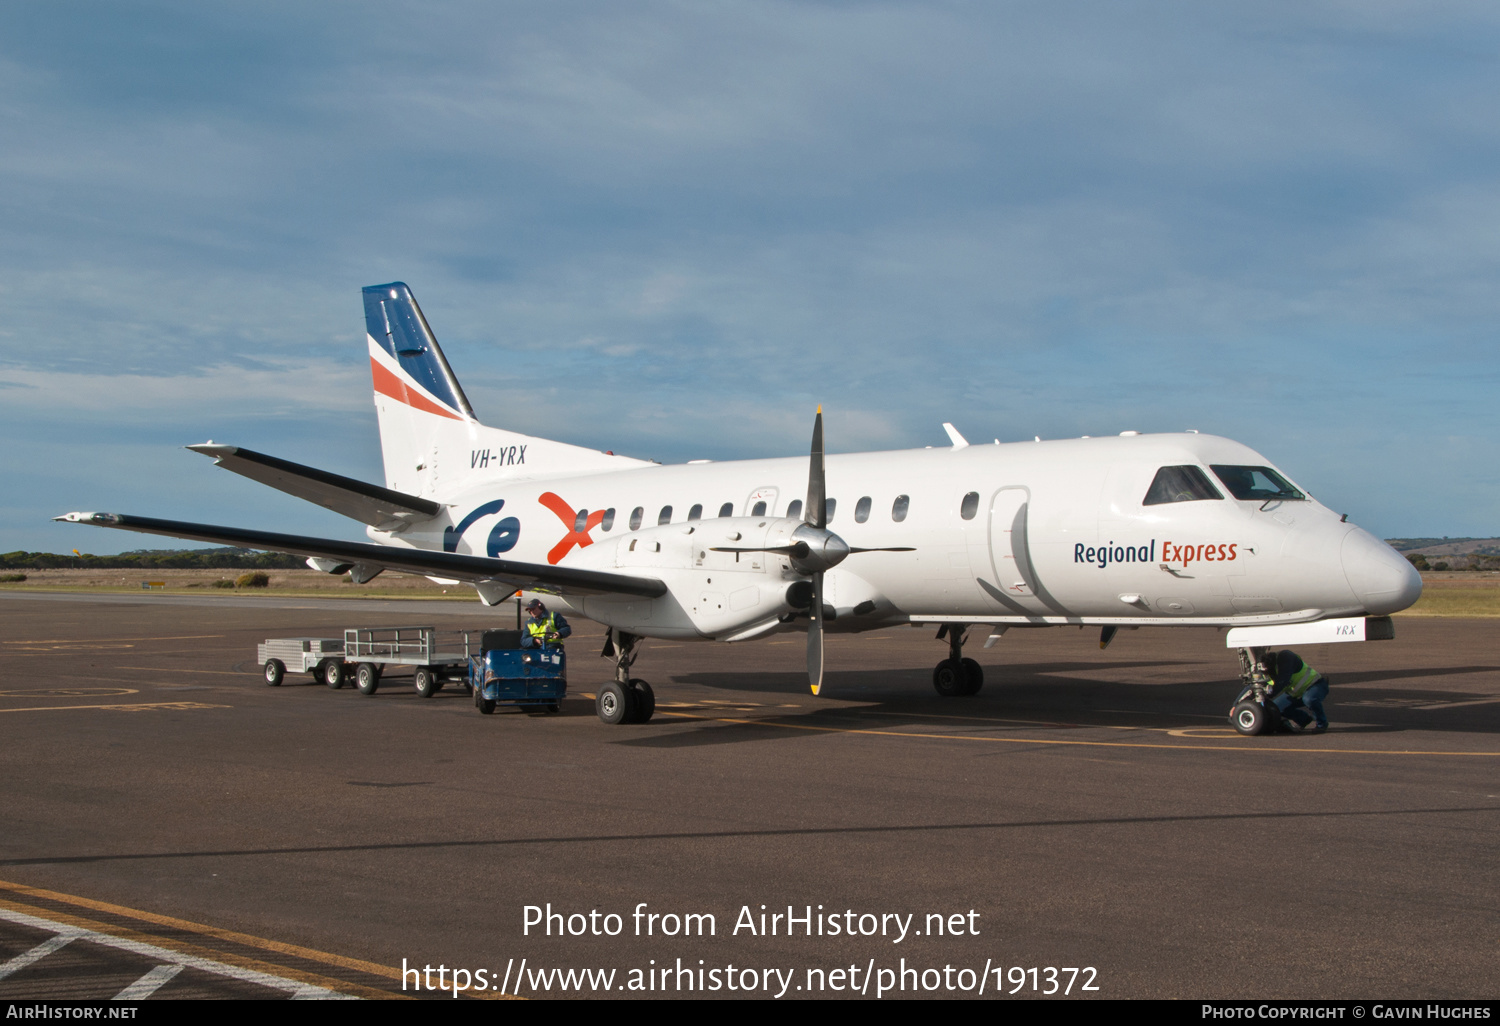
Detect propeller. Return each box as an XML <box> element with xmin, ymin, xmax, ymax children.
<box><xmin>709</xmin><ymin>406</ymin><xmax>911</xmax><ymax>696</ymax></box>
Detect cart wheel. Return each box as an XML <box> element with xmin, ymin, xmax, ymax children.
<box><xmin>322</xmin><ymin>660</ymin><xmax>346</xmax><ymax>689</ymax></box>
<box><xmin>263</xmin><ymin>659</ymin><xmax>284</xmax><ymax>687</ymax></box>
<box><xmin>544</xmin><ymin>702</ymin><xmax>560</xmax><ymax>714</ymax></box>
<box><xmin>356</xmin><ymin>663</ymin><xmax>381</xmax><ymax>695</ymax></box>
<box><xmin>959</xmin><ymin>658</ymin><xmax>984</xmax><ymax>695</ymax></box>
<box><xmin>628</xmin><ymin>679</ymin><xmax>655</xmax><ymax>723</ymax></box>
<box><xmin>474</xmin><ymin>688</ymin><xmax>495</xmax><ymax>715</ymax></box>
<box><xmin>414</xmin><ymin>667</ymin><xmax>438</xmax><ymax>698</ymax></box>
<box><xmin>597</xmin><ymin>681</ymin><xmax>632</xmax><ymax>725</ymax></box>
<box><xmin>1231</xmin><ymin>701</ymin><xmax>1267</xmax><ymax>736</ymax></box>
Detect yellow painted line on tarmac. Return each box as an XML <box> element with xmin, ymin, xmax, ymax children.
<box><xmin>0</xmin><ymin>879</ymin><xmax>518</xmax><ymax>1000</ymax></box>
<box><xmin>0</xmin><ymin>688</ymin><xmax>139</xmax><ymax>698</ymax></box>
<box><xmin>653</xmin><ymin>710</ymin><xmax>1500</xmax><ymax>757</ymax></box>
<box><xmin>0</xmin><ymin>701</ymin><xmax>231</xmax><ymax>714</ymax></box>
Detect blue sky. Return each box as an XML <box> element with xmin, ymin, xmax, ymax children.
<box><xmin>2</xmin><ymin>1</ymin><xmax>1497</xmax><ymax>553</ymax></box>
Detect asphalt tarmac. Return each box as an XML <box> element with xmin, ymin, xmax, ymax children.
<box><xmin>1</xmin><ymin>592</ymin><xmax>1497</xmax><ymax>1000</ymax></box>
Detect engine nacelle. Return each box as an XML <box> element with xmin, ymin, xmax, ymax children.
<box><xmin>566</xmin><ymin>517</ymin><xmax>802</xmax><ymax>639</ymax></box>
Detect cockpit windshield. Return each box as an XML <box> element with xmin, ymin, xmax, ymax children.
<box><xmin>1143</xmin><ymin>465</ymin><xmax>1223</xmax><ymax>505</ymax></box>
<box><xmin>1210</xmin><ymin>465</ymin><xmax>1304</xmax><ymax>501</ymax></box>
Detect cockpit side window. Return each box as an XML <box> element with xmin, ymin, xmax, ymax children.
<box><xmin>1143</xmin><ymin>465</ymin><xmax>1223</xmax><ymax>505</ymax></box>
<box><xmin>1210</xmin><ymin>465</ymin><xmax>1305</xmax><ymax>501</ymax></box>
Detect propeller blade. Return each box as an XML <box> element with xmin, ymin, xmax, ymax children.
<box><xmin>847</xmin><ymin>546</ymin><xmax>916</xmax><ymax>553</ymax></box>
<box><xmin>806</xmin><ymin>406</ymin><xmax>825</xmax><ymax>529</ymax></box>
<box><xmin>807</xmin><ymin>570</ymin><xmax>825</xmax><ymax>695</ymax></box>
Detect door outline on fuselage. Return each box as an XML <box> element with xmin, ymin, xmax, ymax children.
<box><xmin>982</xmin><ymin>486</ymin><xmax>1062</xmax><ymax>617</ymax></box>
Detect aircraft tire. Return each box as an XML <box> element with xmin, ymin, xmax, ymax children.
<box><xmin>932</xmin><ymin>660</ymin><xmax>966</xmax><ymax>697</ymax></box>
<box><xmin>597</xmin><ymin>681</ymin><xmax>632</xmax><ymax>725</ymax></box>
<box><xmin>960</xmin><ymin>658</ymin><xmax>983</xmax><ymax>695</ymax></box>
<box><xmin>322</xmin><ymin>660</ymin><xmax>346</xmax><ymax>689</ymax></box>
<box><xmin>414</xmin><ymin>667</ymin><xmax>438</xmax><ymax>698</ymax></box>
<box><xmin>356</xmin><ymin>662</ymin><xmax>381</xmax><ymax>695</ymax></box>
<box><xmin>628</xmin><ymin>679</ymin><xmax>655</xmax><ymax>723</ymax></box>
<box><xmin>1230</xmin><ymin>701</ymin><xmax>1267</xmax><ymax>736</ymax></box>
<box><xmin>263</xmin><ymin>659</ymin><xmax>284</xmax><ymax>687</ymax></box>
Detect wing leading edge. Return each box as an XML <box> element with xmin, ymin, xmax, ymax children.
<box><xmin>54</xmin><ymin>512</ymin><xmax>667</xmax><ymax>599</ymax></box>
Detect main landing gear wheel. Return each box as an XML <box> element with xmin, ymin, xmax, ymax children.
<box><xmin>933</xmin><ymin>659</ymin><xmax>970</xmax><ymax>697</ymax></box>
<box><xmin>263</xmin><ymin>659</ymin><xmax>284</xmax><ymax>687</ymax></box>
<box><xmin>355</xmin><ymin>662</ymin><xmax>382</xmax><ymax>695</ymax></box>
<box><xmin>596</xmin><ymin>681</ymin><xmax>631</xmax><ymax>725</ymax></box>
<box><xmin>322</xmin><ymin>660</ymin><xmax>346</xmax><ymax>689</ymax></box>
<box><xmin>475</xmin><ymin>687</ymin><xmax>495</xmax><ymax>715</ymax></box>
<box><xmin>628</xmin><ymin>679</ymin><xmax>655</xmax><ymax>723</ymax></box>
<box><xmin>959</xmin><ymin>657</ymin><xmax>983</xmax><ymax>695</ymax></box>
<box><xmin>414</xmin><ymin>667</ymin><xmax>438</xmax><ymax>698</ymax></box>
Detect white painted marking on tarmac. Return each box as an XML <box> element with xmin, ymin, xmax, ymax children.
<box><xmin>113</xmin><ymin>963</ymin><xmax>184</xmax><ymax>999</ymax></box>
<box><xmin>1413</xmin><ymin>697</ymin><xmax>1500</xmax><ymax>710</ymax></box>
<box><xmin>0</xmin><ymin>906</ymin><xmax>355</xmax><ymax>998</ymax></box>
<box><xmin>0</xmin><ymin>931</ymin><xmax>80</xmax><ymax>980</ymax></box>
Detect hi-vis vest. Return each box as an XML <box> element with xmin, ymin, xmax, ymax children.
<box><xmin>1285</xmin><ymin>662</ymin><xmax>1323</xmax><ymax>699</ymax></box>
<box><xmin>527</xmin><ymin>613</ymin><xmax>558</xmax><ymax>643</ymax></box>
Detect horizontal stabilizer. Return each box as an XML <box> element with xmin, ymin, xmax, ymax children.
<box><xmin>54</xmin><ymin>512</ymin><xmax>667</xmax><ymax>599</ymax></box>
<box><xmin>188</xmin><ymin>444</ymin><xmax>441</xmax><ymax>531</ymax></box>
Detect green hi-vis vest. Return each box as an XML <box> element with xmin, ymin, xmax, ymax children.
<box><xmin>1285</xmin><ymin>662</ymin><xmax>1322</xmax><ymax>699</ymax></box>
<box><xmin>527</xmin><ymin>613</ymin><xmax>558</xmax><ymax>641</ymax></box>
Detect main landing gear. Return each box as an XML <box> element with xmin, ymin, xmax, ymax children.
<box><xmin>932</xmin><ymin>624</ymin><xmax>983</xmax><ymax>697</ymax></box>
<box><xmin>597</xmin><ymin>628</ymin><xmax>654</xmax><ymax>724</ymax></box>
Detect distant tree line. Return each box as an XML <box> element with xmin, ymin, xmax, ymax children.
<box><xmin>1406</xmin><ymin>553</ymin><xmax>1500</xmax><ymax>572</ymax></box>
<box><xmin>0</xmin><ymin>548</ymin><xmax>306</xmax><ymax>570</ymax></box>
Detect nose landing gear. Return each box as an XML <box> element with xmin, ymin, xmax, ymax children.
<box><xmin>1229</xmin><ymin>646</ymin><xmax>1282</xmax><ymax>736</ymax></box>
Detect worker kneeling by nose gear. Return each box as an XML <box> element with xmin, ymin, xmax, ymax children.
<box><xmin>522</xmin><ymin>599</ymin><xmax>571</xmax><ymax>649</ymax></box>
<box><xmin>1265</xmin><ymin>649</ymin><xmax>1330</xmax><ymax>733</ymax></box>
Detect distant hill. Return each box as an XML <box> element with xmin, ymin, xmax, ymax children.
<box><xmin>1387</xmin><ymin>538</ymin><xmax>1500</xmax><ymax>557</ymax></box>
<box><xmin>0</xmin><ymin>547</ymin><xmax>307</xmax><ymax>570</ymax></box>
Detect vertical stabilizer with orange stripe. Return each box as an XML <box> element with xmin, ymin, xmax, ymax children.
<box><xmin>362</xmin><ymin>282</ymin><xmax>646</xmax><ymax>500</ymax></box>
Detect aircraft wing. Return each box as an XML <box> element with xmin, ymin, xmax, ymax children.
<box><xmin>53</xmin><ymin>512</ymin><xmax>667</xmax><ymax>599</ymax></box>
<box><xmin>186</xmin><ymin>444</ymin><xmax>440</xmax><ymax>531</ymax></box>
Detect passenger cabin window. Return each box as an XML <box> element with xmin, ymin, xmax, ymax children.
<box><xmin>960</xmin><ymin>491</ymin><xmax>979</xmax><ymax>520</ymax></box>
<box><xmin>892</xmin><ymin>495</ymin><xmax>910</xmax><ymax>522</ymax></box>
<box><xmin>1143</xmin><ymin>466</ymin><xmax>1223</xmax><ymax>505</ymax></box>
<box><xmin>630</xmin><ymin>507</ymin><xmax>644</xmax><ymax>531</ymax></box>
<box><xmin>787</xmin><ymin>499</ymin><xmax>803</xmax><ymax>520</ymax></box>
<box><xmin>854</xmin><ymin>496</ymin><xmax>871</xmax><ymax>523</ymax></box>
<box><xmin>718</xmin><ymin>502</ymin><xmax>733</xmax><ymax>518</ymax></box>
<box><xmin>688</xmin><ymin>504</ymin><xmax>703</xmax><ymax>521</ymax></box>
<box><xmin>751</xmin><ymin>500</ymin><xmax>767</xmax><ymax>516</ymax></box>
<box><xmin>573</xmin><ymin>509</ymin><xmax>589</xmax><ymax>532</ymax></box>
<box><xmin>824</xmin><ymin>498</ymin><xmax>836</xmax><ymax>523</ymax></box>
<box><xmin>658</xmin><ymin>505</ymin><xmax>673</xmax><ymax>525</ymax></box>
<box><xmin>601</xmin><ymin>508</ymin><xmax>615</xmax><ymax>532</ymax></box>
<box><xmin>1210</xmin><ymin>465</ymin><xmax>1305</xmax><ymax>502</ymax></box>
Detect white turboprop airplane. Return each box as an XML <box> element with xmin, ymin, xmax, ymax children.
<box><xmin>59</xmin><ymin>282</ymin><xmax>1422</xmax><ymax>731</ymax></box>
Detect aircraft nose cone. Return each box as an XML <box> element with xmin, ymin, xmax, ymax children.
<box><xmin>1341</xmin><ymin>528</ymin><xmax>1422</xmax><ymax>615</ymax></box>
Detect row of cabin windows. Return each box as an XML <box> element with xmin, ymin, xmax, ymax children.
<box><xmin>572</xmin><ymin>493</ymin><xmax>926</xmax><ymax>533</ymax></box>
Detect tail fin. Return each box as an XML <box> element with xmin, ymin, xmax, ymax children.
<box><xmin>362</xmin><ymin>282</ymin><xmax>646</xmax><ymax>498</ymax></box>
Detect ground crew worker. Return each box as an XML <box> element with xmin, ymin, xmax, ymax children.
<box><xmin>1265</xmin><ymin>649</ymin><xmax>1329</xmax><ymax>733</ymax></box>
<box><xmin>522</xmin><ymin>599</ymin><xmax>571</xmax><ymax>648</ymax></box>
